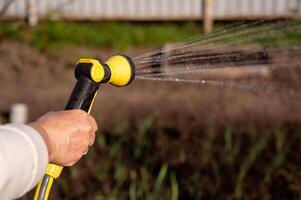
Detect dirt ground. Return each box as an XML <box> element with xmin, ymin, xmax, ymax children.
<box><xmin>0</xmin><ymin>40</ymin><xmax>300</xmax><ymax>131</ymax></box>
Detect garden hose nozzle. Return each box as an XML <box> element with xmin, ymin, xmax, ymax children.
<box><xmin>34</xmin><ymin>55</ymin><xmax>135</xmax><ymax>200</ymax></box>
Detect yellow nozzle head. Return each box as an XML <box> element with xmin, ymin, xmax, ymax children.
<box><xmin>75</xmin><ymin>55</ymin><xmax>135</xmax><ymax>87</ymax></box>
<box><xmin>105</xmin><ymin>55</ymin><xmax>135</xmax><ymax>87</ymax></box>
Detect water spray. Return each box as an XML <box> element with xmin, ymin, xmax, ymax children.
<box><xmin>33</xmin><ymin>55</ymin><xmax>135</xmax><ymax>200</ymax></box>
<box><xmin>132</xmin><ymin>20</ymin><xmax>301</xmax><ymax>96</ymax></box>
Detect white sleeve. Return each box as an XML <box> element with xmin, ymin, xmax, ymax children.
<box><xmin>0</xmin><ymin>124</ymin><xmax>49</xmax><ymax>200</ymax></box>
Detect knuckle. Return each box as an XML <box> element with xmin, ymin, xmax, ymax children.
<box><xmin>38</xmin><ymin>111</ymin><xmax>54</xmax><ymax>121</ymax></box>
<box><xmin>82</xmin><ymin>121</ymin><xmax>93</xmax><ymax>132</ymax></box>
<box><xmin>65</xmin><ymin>162</ymin><xmax>73</xmax><ymax>167</ymax></box>
<box><xmin>72</xmin><ymin>109</ymin><xmax>83</xmax><ymax>113</ymax></box>
<box><xmin>91</xmin><ymin>131</ymin><xmax>96</xmax><ymax>140</ymax></box>
<box><xmin>66</xmin><ymin>162</ymin><xmax>76</xmax><ymax>167</ymax></box>
<box><xmin>74</xmin><ymin>109</ymin><xmax>88</xmax><ymax>116</ymax></box>
<box><xmin>68</xmin><ymin>109</ymin><xmax>86</xmax><ymax>118</ymax></box>
<box><xmin>84</xmin><ymin>137</ymin><xmax>90</xmax><ymax>147</ymax></box>
<box><xmin>89</xmin><ymin>136</ymin><xmax>95</xmax><ymax>146</ymax></box>
<box><xmin>69</xmin><ymin>153</ymin><xmax>82</xmax><ymax>165</ymax></box>
<box><xmin>90</xmin><ymin>130</ymin><xmax>96</xmax><ymax>137</ymax></box>
<box><xmin>89</xmin><ymin>116</ymin><xmax>98</xmax><ymax>131</ymax></box>
<box><xmin>76</xmin><ymin>152</ymin><xmax>83</xmax><ymax>160</ymax></box>
<box><xmin>46</xmin><ymin>111</ymin><xmax>55</xmax><ymax>115</ymax></box>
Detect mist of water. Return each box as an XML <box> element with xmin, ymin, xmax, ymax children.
<box><xmin>132</xmin><ymin>20</ymin><xmax>301</xmax><ymax>96</ymax></box>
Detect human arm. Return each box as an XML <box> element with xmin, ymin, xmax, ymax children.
<box><xmin>0</xmin><ymin>109</ymin><xmax>97</xmax><ymax>199</ymax></box>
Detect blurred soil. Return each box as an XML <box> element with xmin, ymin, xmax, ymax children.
<box><xmin>0</xmin><ymin>41</ymin><xmax>300</xmax><ymax>131</ymax></box>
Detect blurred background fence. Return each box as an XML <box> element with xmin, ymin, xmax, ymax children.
<box><xmin>1</xmin><ymin>0</ymin><xmax>301</xmax><ymax>21</ymax></box>
<box><xmin>1</xmin><ymin>0</ymin><xmax>301</xmax><ymax>33</ymax></box>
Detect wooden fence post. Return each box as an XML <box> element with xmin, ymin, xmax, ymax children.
<box><xmin>203</xmin><ymin>0</ymin><xmax>214</xmax><ymax>34</ymax></box>
<box><xmin>26</xmin><ymin>0</ymin><xmax>38</xmax><ymax>26</ymax></box>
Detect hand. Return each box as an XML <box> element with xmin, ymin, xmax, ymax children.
<box><xmin>29</xmin><ymin>109</ymin><xmax>98</xmax><ymax>166</ymax></box>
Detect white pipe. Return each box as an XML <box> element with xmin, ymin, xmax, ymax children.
<box><xmin>10</xmin><ymin>103</ymin><xmax>28</xmax><ymax>124</ymax></box>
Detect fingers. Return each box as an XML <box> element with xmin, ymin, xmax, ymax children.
<box><xmin>88</xmin><ymin>130</ymin><xmax>96</xmax><ymax>146</ymax></box>
<box><xmin>71</xmin><ymin>109</ymin><xmax>98</xmax><ymax>131</ymax></box>
<box><xmin>32</xmin><ymin>109</ymin><xmax>99</xmax><ymax>166</ymax></box>
<box><xmin>74</xmin><ymin>110</ymin><xmax>98</xmax><ymax>146</ymax></box>
<box><xmin>68</xmin><ymin>110</ymin><xmax>97</xmax><ymax>155</ymax></box>
<box><xmin>64</xmin><ymin>151</ymin><xmax>84</xmax><ymax>167</ymax></box>
<box><xmin>88</xmin><ymin>115</ymin><xmax>98</xmax><ymax>132</ymax></box>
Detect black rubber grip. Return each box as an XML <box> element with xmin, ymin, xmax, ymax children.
<box><xmin>65</xmin><ymin>76</ymin><xmax>100</xmax><ymax>112</ymax></box>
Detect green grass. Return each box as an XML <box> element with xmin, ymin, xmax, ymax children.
<box><xmin>214</xmin><ymin>21</ymin><xmax>301</xmax><ymax>48</ymax></box>
<box><xmin>19</xmin><ymin>117</ymin><xmax>300</xmax><ymax>200</ymax></box>
<box><xmin>1</xmin><ymin>21</ymin><xmax>301</xmax><ymax>51</ymax></box>
<box><xmin>0</xmin><ymin>21</ymin><xmax>200</xmax><ymax>50</ymax></box>
<box><xmin>235</xmin><ymin>134</ymin><xmax>268</xmax><ymax>199</ymax></box>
